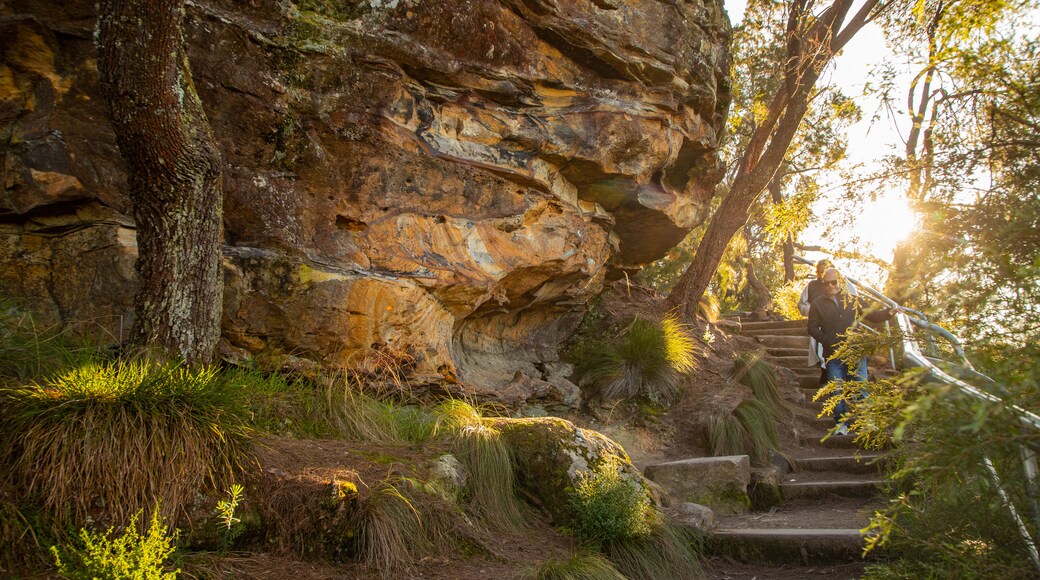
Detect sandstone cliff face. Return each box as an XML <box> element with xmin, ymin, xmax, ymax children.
<box><xmin>0</xmin><ymin>0</ymin><xmax>730</xmax><ymax>403</ymax></box>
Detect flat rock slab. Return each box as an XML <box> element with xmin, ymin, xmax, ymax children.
<box><xmin>644</xmin><ymin>455</ymin><xmax>751</xmax><ymax>514</ymax></box>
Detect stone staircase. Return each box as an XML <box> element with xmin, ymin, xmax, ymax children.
<box><xmin>709</xmin><ymin>318</ymin><xmax>888</xmax><ymax>573</ymax></box>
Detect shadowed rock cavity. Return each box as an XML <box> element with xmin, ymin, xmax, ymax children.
<box><xmin>0</xmin><ymin>0</ymin><xmax>731</xmax><ymax>404</ymax></box>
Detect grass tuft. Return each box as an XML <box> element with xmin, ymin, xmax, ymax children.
<box><xmin>707</xmin><ymin>399</ymin><xmax>779</xmax><ymax>465</ymax></box>
<box><xmin>436</xmin><ymin>400</ymin><xmax>529</xmax><ymax>531</ymax></box>
<box><xmin>0</xmin><ymin>360</ymin><xmax>253</xmax><ymax>526</ymax></box>
<box><xmin>602</xmin><ymin>517</ymin><xmax>704</xmax><ymax>580</ymax></box>
<box><xmin>575</xmin><ymin>316</ymin><xmax>699</xmax><ymax>404</ymax></box>
<box><xmin>526</xmin><ymin>551</ymin><xmax>626</xmax><ymax>580</ymax></box>
<box><xmin>732</xmin><ymin>352</ymin><xmax>789</xmax><ymax>415</ymax></box>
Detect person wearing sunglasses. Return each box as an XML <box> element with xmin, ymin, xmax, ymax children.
<box><xmin>798</xmin><ymin>259</ymin><xmax>858</xmax><ymax>385</ymax></box>
<box><xmin>807</xmin><ymin>268</ymin><xmax>898</xmax><ymax>435</ymax></box>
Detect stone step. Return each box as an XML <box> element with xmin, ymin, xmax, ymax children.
<box><xmin>799</xmin><ymin>375</ymin><xmax>824</xmax><ymax>389</ymax></box>
<box><xmin>764</xmin><ymin>347</ymin><xmax>806</xmax><ymax>357</ymax></box>
<box><xmin>766</xmin><ymin>355</ymin><xmax>810</xmax><ymax>369</ymax></box>
<box><xmin>711</xmin><ymin>528</ymin><xmax>870</xmax><ymax>565</ymax></box>
<box><xmin>737</xmin><ymin>319</ymin><xmax>809</xmax><ymax>332</ymax></box>
<box><xmin>754</xmin><ymin>335</ymin><xmax>810</xmax><ymax>349</ymax></box>
<box><xmin>781</xmin><ymin>479</ymin><xmax>882</xmax><ymax>500</ymax></box>
<box><xmin>800</xmin><ymin>433</ymin><xmax>859</xmax><ymax>449</ymax></box>
<box><xmin>741</xmin><ymin>327</ymin><xmax>809</xmax><ymax>338</ymax></box>
<box><xmin>793</xmin><ymin>454</ymin><xmax>889</xmax><ymax>475</ymax></box>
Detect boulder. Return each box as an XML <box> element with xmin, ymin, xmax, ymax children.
<box><xmin>665</xmin><ymin>502</ymin><xmax>715</xmax><ymax>533</ymax></box>
<box><xmin>0</xmin><ymin>0</ymin><xmax>731</xmax><ymax>397</ymax></box>
<box><xmin>487</xmin><ymin>416</ymin><xmax>655</xmax><ymax>522</ymax></box>
<box><xmin>643</xmin><ymin>455</ymin><xmax>752</xmax><ymax>515</ymax></box>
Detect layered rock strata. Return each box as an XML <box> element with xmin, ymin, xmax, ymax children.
<box><xmin>0</xmin><ymin>0</ymin><xmax>730</xmax><ymax>401</ymax></box>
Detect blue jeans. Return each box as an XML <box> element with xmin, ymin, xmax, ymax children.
<box><xmin>826</xmin><ymin>357</ymin><xmax>868</xmax><ymax>424</ymax></box>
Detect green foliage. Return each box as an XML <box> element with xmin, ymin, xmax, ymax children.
<box><xmin>526</xmin><ymin>552</ymin><xmax>626</xmax><ymax>580</ymax></box>
<box><xmin>732</xmin><ymin>352</ymin><xmax>789</xmax><ymax>415</ymax></box>
<box><xmin>0</xmin><ymin>360</ymin><xmax>253</xmax><ymax>527</ymax></box>
<box><xmin>771</xmin><ymin>279</ymin><xmax>804</xmax><ymax>321</ymax></box>
<box><xmin>574</xmin><ymin>315</ymin><xmax>699</xmax><ymax>405</ymax></box>
<box><xmin>214</xmin><ymin>484</ymin><xmax>245</xmax><ymax>545</ymax></box>
<box><xmin>568</xmin><ymin>458</ymin><xmax>653</xmax><ymax>546</ymax></box>
<box><xmin>601</xmin><ymin>518</ymin><xmax>703</xmax><ymax>580</ymax></box>
<box><xmin>51</xmin><ymin>505</ymin><xmax>179</xmax><ymax>580</ymax></box>
<box><xmin>707</xmin><ymin>399</ymin><xmax>779</xmax><ymax>465</ymax></box>
<box><xmin>844</xmin><ymin>335</ymin><xmax>1040</xmax><ymax>577</ymax></box>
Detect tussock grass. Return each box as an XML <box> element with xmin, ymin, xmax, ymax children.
<box><xmin>732</xmin><ymin>352</ymin><xmax>789</xmax><ymax>414</ymax></box>
<box><xmin>0</xmin><ymin>360</ymin><xmax>253</xmax><ymax>526</ymax></box>
<box><xmin>707</xmin><ymin>399</ymin><xmax>779</xmax><ymax>465</ymax></box>
<box><xmin>353</xmin><ymin>475</ymin><xmax>459</xmax><ymax>575</ymax></box>
<box><xmin>355</xmin><ymin>477</ymin><xmax>424</xmax><ymax>571</ymax></box>
<box><xmin>526</xmin><ymin>551</ymin><xmax>626</xmax><ymax>580</ymax></box>
<box><xmin>436</xmin><ymin>400</ymin><xmax>529</xmax><ymax>531</ymax></box>
<box><xmin>576</xmin><ymin>315</ymin><xmax>699</xmax><ymax>404</ymax></box>
<box><xmin>602</xmin><ymin>517</ymin><xmax>703</xmax><ymax>580</ymax></box>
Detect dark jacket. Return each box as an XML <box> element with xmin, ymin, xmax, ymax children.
<box><xmin>807</xmin><ymin>293</ymin><xmax>895</xmax><ymax>359</ymax></box>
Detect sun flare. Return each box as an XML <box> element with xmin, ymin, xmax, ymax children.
<box><xmin>856</xmin><ymin>191</ymin><xmax>918</xmax><ymax>259</ymax></box>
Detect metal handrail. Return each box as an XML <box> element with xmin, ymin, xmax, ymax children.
<box><xmin>794</xmin><ymin>255</ymin><xmax>1040</xmax><ymax>571</ymax></box>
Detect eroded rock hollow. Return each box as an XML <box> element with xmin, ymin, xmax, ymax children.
<box><xmin>1</xmin><ymin>0</ymin><xmax>731</xmax><ymax>403</ymax></box>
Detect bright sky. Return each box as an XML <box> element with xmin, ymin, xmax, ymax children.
<box><xmin>723</xmin><ymin>0</ymin><xmax>917</xmax><ymax>287</ymax></box>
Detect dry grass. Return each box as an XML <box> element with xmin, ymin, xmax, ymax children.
<box><xmin>0</xmin><ymin>360</ymin><xmax>253</xmax><ymax>527</ymax></box>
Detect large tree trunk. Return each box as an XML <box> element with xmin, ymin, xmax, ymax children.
<box><xmin>97</xmin><ymin>0</ymin><xmax>223</xmax><ymax>364</ymax></box>
<box><xmin>665</xmin><ymin>0</ymin><xmax>883</xmax><ymax>320</ymax></box>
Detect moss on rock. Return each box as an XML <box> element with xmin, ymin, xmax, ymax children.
<box><xmin>486</xmin><ymin>416</ymin><xmax>655</xmax><ymax>524</ymax></box>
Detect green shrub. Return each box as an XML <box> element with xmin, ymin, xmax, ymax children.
<box><xmin>568</xmin><ymin>458</ymin><xmax>653</xmax><ymax>546</ymax></box>
<box><xmin>707</xmin><ymin>399</ymin><xmax>779</xmax><ymax>465</ymax></box>
<box><xmin>770</xmin><ymin>279</ymin><xmax>803</xmax><ymax>321</ymax></box>
<box><xmin>837</xmin><ymin>333</ymin><xmax>1040</xmax><ymax>577</ymax></box>
<box><xmin>0</xmin><ymin>360</ymin><xmax>253</xmax><ymax>526</ymax></box>
<box><xmin>526</xmin><ymin>551</ymin><xmax>626</xmax><ymax>580</ymax></box>
<box><xmin>51</xmin><ymin>505</ymin><xmax>179</xmax><ymax>580</ymax></box>
<box><xmin>575</xmin><ymin>315</ymin><xmax>699</xmax><ymax>404</ymax></box>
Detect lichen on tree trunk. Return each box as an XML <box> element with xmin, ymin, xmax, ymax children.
<box><xmin>96</xmin><ymin>0</ymin><xmax>223</xmax><ymax>364</ymax></box>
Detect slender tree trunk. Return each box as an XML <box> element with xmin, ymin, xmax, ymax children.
<box><xmin>746</xmin><ymin>258</ymin><xmax>772</xmax><ymax>318</ymax></box>
<box><xmin>97</xmin><ymin>0</ymin><xmax>223</xmax><ymax>364</ymax></box>
<box><xmin>767</xmin><ymin>171</ymin><xmax>796</xmax><ymax>282</ymax></box>
<box><xmin>665</xmin><ymin>0</ymin><xmax>884</xmax><ymax>320</ymax></box>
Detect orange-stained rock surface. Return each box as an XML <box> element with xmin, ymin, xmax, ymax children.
<box><xmin>0</xmin><ymin>0</ymin><xmax>730</xmax><ymax>403</ymax></box>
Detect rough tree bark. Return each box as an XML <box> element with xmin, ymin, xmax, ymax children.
<box><xmin>665</xmin><ymin>0</ymin><xmax>888</xmax><ymax>320</ymax></box>
<box><xmin>96</xmin><ymin>0</ymin><xmax>223</xmax><ymax>364</ymax></box>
